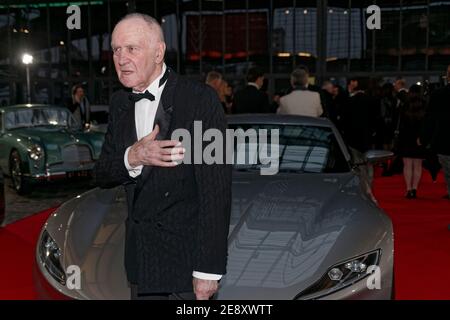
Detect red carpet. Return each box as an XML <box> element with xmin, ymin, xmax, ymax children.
<box><xmin>0</xmin><ymin>173</ymin><xmax>449</xmax><ymax>300</ymax></box>
<box><xmin>373</xmin><ymin>171</ymin><xmax>450</xmax><ymax>300</ymax></box>
<box><xmin>0</xmin><ymin>208</ymin><xmax>55</xmax><ymax>300</ymax></box>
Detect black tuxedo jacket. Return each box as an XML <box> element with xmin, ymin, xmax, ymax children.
<box><xmin>232</xmin><ymin>85</ymin><xmax>270</xmax><ymax>113</ymax></box>
<box><xmin>421</xmin><ymin>84</ymin><xmax>450</xmax><ymax>156</ymax></box>
<box><xmin>94</xmin><ymin>68</ymin><xmax>232</xmax><ymax>294</ymax></box>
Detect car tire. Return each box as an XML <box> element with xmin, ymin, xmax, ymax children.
<box><xmin>9</xmin><ymin>150</ymin><xmax>33</xmax><ymax>195</ymax></box>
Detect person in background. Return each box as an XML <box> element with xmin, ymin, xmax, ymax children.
<box><xmin>232</xmin><ymin>67</ymin><xmax>270</xmax><ymax>114</ymax></box>
<box><xmin>277</xmin><ymin>68</ymin><xmax>322</xmax><ymax>117</ymax></box>
<box><xmin>379</xmin><ymin>83</ymin><xmax>397</xmax><ymax>151</ymax></box>
<box><xmin>219</xmin><ymin>80</ymin><xmax>233</xmax><ymax>114</ymax></box>
<box><xmin>67</xmin><ymin>84</ymin><xmax>91</xmax><ymax>129</ymax></box>
<box><xmin>398</xmin><ymin>84</ymin><xmax>427</xmax><ymax>199</ymax></box>
<box><xmin>421</xmin><ymin>64</ymin><xmax>450</xmax><ymax>200</ymax></box>
<box><xmin>205</xmin><ymin>71</ymin><xmax>223</xmax><ymax>97</ymax></box>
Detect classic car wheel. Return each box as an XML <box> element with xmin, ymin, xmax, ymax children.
<box><xmin>9</xmin><ymin>150</ymin><xmax>32</xmax><ymax>195</ymax></box>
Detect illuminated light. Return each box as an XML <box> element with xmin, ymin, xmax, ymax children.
<box><xmin>13</xmin><ymin>28</ymin><xmax>17</xmax><ymax>33</ymax></box>
<box><xmin>416</xmin><ymin>81</ymin><xmax>422</xmax><ymax>86</ymax></box>
<box><xmin>23</xmin><ymin>28</ymin><xmax>29</xmax><ymax>33</ymax></box>
<box><xmin>344</xmin><ymin>10</ymin><xmax>348</xmax><ymax>14</ymax></box>
<box><xmin>285</xmin><ymin>9</ymin><xmax>290</xmax><ymax>15</ymax></box>
<box><xmin>329</xmin><ymin>9</ymin><xmax>333</xmax><ymax>13</ymax></box>
<box><xmin>326</xmin><ymin>57</ymin><xmax>338</xmax><ymax>62</ymax></box>
<box><xmin>161</xmin><ymin>18</ymin><xmax>166</xmax><ymax>23</ymax></box>
<box><xmin>59</xmin><ymin>41</ymin><xmax>65</xmax><ymax>46</ymax></box>
<box><xmin>298</xmin><ymin>52</ymin><xmax>312</xmax><ymax>57</ymax></box>
<box><xmin>26</xmin><ymin>104</ymin><xmax>32</xmax><ymax>107</ymax></box>
<box><xmin>303</xmin><ymin>9</ymin><xmax>308</xmax><ymax>14</ymax></box>
<box><xmin>277</xmin><ymin>52</ymin><xmax>291</xmax><ymax>58</ymax></box>
<box><xmin>17</xmin><ymin>139</ymin><xmax>21</xmax><ymax>142</ymax></box>
<box><xmin>22</xmin><ymin>53</ymin><xmax>33</xmax><ymax>65</ymax></box>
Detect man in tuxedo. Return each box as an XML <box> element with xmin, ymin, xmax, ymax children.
<box><xmin>232</xmin><ymin>67</ymin><xmax>270</xmax><ymax>113</ymax></box>
<box><xmin>94</xmin><ymin>13</ymin><xmax>232</xmax><ymax>300</ymax></box>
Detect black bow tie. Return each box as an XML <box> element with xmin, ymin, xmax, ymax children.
<box><xmin>129</xmin><ymin>90</ymin><xmax>155</xmax><ymax>102</ymax></box>
<box><xmin>128</xmin><ymin>67</ymin><xmax>170</xmax><ymax>103</ymax></box>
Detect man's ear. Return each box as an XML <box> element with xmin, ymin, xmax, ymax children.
<box><xmin>155</xmin><ymin>42</ymin><xmax>166</xmax><ymax>64</ymax></box>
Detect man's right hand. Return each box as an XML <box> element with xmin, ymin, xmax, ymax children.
<box><xmin>128</xmin><ymin>125</ymin><xmax>185</xmax><ymax>168</ymax></box>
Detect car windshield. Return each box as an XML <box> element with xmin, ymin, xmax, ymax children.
<box><xmin>228</xmin><ymin>123</ymin><xmax>350</xmax><ymax>174</ymax></box>
<box><xmin>5</xmin><ymin>108</ymin><xmax>80</xmax><ymax>130</ymax></box>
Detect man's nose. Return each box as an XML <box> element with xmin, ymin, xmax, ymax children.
<box><xmin>117</xmin><ymin>51</ymin><xmax>130</xmax><ymax>66</ymax></box>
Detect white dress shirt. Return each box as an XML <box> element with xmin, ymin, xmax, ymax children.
<box><xmin>123</xmin><ymin>63</ymin><xmax>222</xmax><ymax>282</ymax></box>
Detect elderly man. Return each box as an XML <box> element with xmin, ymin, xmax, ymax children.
<box><xmin>277</xmin><ymin>69</ymin><xmax>323</xmax><ymax>117</ymax></box>
<box><xmin>94</xmin><ymin>13</ymin><xmax>231</xmax><ymax>300</ymax></box>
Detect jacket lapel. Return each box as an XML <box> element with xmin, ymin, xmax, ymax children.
<box><xmin>117</xmin><ymin>90</ymin><xmax>138</xmax><ymax>147</ymax></box>
<box><xmin>135</xmin><ymin>68</ymin><xmax>178</xmax><ymax>191</ymax></box>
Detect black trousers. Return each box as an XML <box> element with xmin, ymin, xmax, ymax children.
<box><xmin>130</xmin><ymin>284</ymin><xmax>196</xmax><ymax>300</ymax></box>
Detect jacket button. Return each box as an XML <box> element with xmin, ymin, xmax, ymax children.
<box><xmin>156</xmin><ymin>222</ymin><xmax>163</xmax><ymax>228</ymax></box>
<box><xmin>164</xmin><ymin>191</ymin><xmax>170</xmax><ymax>197</ymax></box>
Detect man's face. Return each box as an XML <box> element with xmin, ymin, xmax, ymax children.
<box><xmin>394</xmin><ymin>80</ymin><xmax>403</xmax><ymax>92</ymax></box>
<box><xmin>348</xmin><ymin>80</ymin><xmax>358</xmax><ymax>92</ymax></box>
<box><xmin>111</xmin><ymin>18</ymin><xmax>164</xmax><ymax>91</ymax></box>
<box><xmin>210</xmin><ymin>78</ymin><xmax>223</xmax><ymax>92</ymax></box>
<box><xmin>322</xmin><ymin>82</ymin><xmax>333</xmax><ymax>94</ymax></box>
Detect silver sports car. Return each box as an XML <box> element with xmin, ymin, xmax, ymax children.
<box><xmin>35</xmin><ymin>115</ymin><xmax>394</xmax><ymax>300</ymax></box>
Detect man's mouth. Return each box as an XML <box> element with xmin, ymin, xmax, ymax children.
<box><xmin>121</xmin><ymin>70</ymin><xmax>133</xmax><ymax>75</ymax></box>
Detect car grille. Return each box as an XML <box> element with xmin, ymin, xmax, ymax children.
<box><xmin>62</xmin><ymin>144</ymin><xmax>92</xmax><ymax>164</ymax></box>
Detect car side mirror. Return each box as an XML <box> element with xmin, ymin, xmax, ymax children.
<box><xmin>364</xmin><ymin>150</ymin><xmax>394</xmax><ymax>164</ymax></box>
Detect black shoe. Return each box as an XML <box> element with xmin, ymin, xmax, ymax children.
<box><xmin>411</xmin><ymin>189</ymin><xmax>417</xmax><ymax>199</ymax></box>
<box><xmin>405</xmin><ymin>190</ymin><xmax>413</xmax><ymax>199</ymax></box>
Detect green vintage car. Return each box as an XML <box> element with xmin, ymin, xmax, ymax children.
<box><xmin>0</xmin><ymin>104</ymin><xmax>105</xmax><ymax>195</ymax></box>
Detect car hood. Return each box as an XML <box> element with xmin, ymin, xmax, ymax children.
<box><xmin>15</xmin><ymin>127</ymin><xmax>91</xmax><ymax>146</ymax></box>
<box><xmin>42</xmin><ymin>171</ymin><xmax>391</xmax><ymax>300</ymax></box>
<box><xmin>13</xmin><ymin>127</ymin><xmax>103</xmax><ymax>162</ymax></box>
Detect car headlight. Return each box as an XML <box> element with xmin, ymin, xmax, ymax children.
<box><xmin>38</xmin><ymin>230</ymin><xmax>66</xmax><ymax>285</ymax></box>
<box><xmin>295</xmin><ymin>250</ymin><xmax>381</xmax><ymax>300</ymax></box>
<box><xmin>28</xmin><ymin>144</ymin><xmax>44</xmax><ymax>161</ymax></box>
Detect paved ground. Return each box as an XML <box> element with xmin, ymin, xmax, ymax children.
<box><xmin>2</xmin><ymin>177</ymin><xmax>95</xmax><ymax>226</ymax></box>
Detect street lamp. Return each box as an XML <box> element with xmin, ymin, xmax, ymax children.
<box><xmin>22</xmin><ymin>53</ymin><xmax>33</xmax><ymax>104</ymax></box>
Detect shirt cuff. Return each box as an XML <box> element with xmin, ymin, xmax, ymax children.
<box><xmin>192</xmin><ymin>271</ymin><xmax>222</xmax><ymax>281</ymax></box>
<box><xmin>124</xmin><ymin>147</ymin><xmax>143</xmax><ymax>178</ymax></box>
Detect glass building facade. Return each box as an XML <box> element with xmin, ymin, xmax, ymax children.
<box><xmin>0</xmin><ymin>0</ymin><xmax>449</xmax><ymax>105</ymax></box>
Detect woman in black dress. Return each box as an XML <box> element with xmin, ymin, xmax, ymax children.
<box><xmin>398</xmin><ymin>84</ymin><xmax>427</xmax><ymax>199</ymax></box>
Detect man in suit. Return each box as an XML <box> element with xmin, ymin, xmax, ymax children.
<box><xmin>94</xmin><ymin>13</ymin><xmax>232</xmax><ymax>300</ymax></box>
<box><xmin>277</xmin><ymin>68</ymin><xmax>323</xmax><ymax>117</ymax></box>
<box><xmin>421</xmin><ymin>64</ymin><xmax>450</xmax><ymax>200</ymax></box>
<box><xmin>232</xmin><ymin>67</ymin><xmax>270</xmax><ymax>113</ymax></box>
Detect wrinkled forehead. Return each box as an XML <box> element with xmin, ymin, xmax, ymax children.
<box><xmin>111</xmin><ymin>18</ymin><xmax>154</xmax><ymax>47</ymax></box>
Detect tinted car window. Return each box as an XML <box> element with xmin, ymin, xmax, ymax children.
<box><xmin>5</xmin><ymin>108</ymin><xmax>79</xmax><ymax>130</ymax></box>
<box><xmin>228</xmin><ymin>124</ymin><xmax>350</xmax><ymax>173</ymax></box>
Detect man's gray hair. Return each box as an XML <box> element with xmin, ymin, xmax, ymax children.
<box><xmin>117</xmin><ymin>13</ymin><xmax>165</xmax><ymax>43</ymax></box>
<box><xmin>206</xmin><ymin>71</ymin><xmax>222</xmax><ymax>84</ymax></box>
<box><xmin>291</xmin><ymin>68</ymin><xmax>309</xmax><ymax>87</ymax></box>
